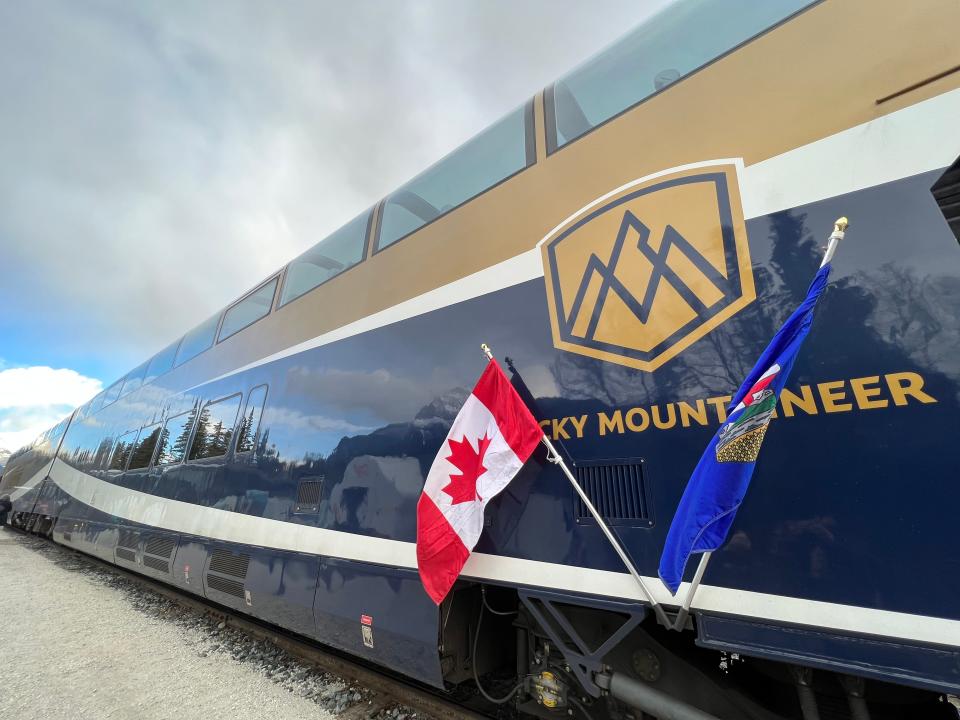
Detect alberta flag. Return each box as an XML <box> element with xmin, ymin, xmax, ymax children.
<box><xmin>659</xmin><ymin>263</ymin><xmax>833</xmax><ymax>594</ymax></box>
<box><xmin>417</xmin><ymin>359</ymin><xmax>542</xmax><ymax>604</ymax></box>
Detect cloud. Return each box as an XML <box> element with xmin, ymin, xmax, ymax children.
<box><xmin>0</xmin><ymin>366</ymin><xmax>103</xmax><ymax>451</ymax></box>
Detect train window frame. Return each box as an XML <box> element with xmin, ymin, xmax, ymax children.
<box><xmin>155</xmin><ymin>407</ymin><xmax>198</xmax><ymax>467</ymax></box>
<box><xmin>187</xmin><ymin>392</ymin><xmax>243</xmax><ymax>463</ymax></box>
<box><xmin>120</xmin><ymin>360</ymin><xmax>150</xmax><ymax>399</ymax></box>
<box><xmin>373</xmin><ymin>99</ymin><xmax>536</xmax><ymax>255</ymax></box>
<box><xmin>277</xmin><ymin>210</ymin><xmax>374</xmax><ymax>310</ymax></box>
<box><xmin>543</xmin><ymin>0</ymin><xmax>819</xmax><ymax>155</ymax></box>
<box><xmin>217</xmin><ymin>275</ymin><xmax>280</xmax><ymax>344</ymax></box>
<box><xmin>174</xmin><ymin>313</ymin><xmax>222</xmax><ymax>369</ymax></box>
<box><xmin>107</xmin><ymin>430</ymin><xmax>137</xmax><ymax>473</ymax></box>
<box><xmin>99</xmin><ymin>379</ymin><xmax>124</xmax><ymax>411</ymax></box>
<box><xmin>127</xmin><ymin>422</ymin><xmax>163</xmax><ymax>471</ymax></box>
<box><xmin>143</xmin><ymin>338</ymin><xmax>183</xmax><ymax>386</ymax></box>
<box><xmin>234</xmin><ymin>384</ymin><xmax>269</xmax><ymax>455</ymax></box>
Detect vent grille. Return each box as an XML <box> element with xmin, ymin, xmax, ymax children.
<box><xmin>574</xmin><ymin>460</ymin><xmax>651</xmax><ymax>526</ymax></box>
<box><xmin>116</xmin><ymin>547</ymin><xmax>137</xmax><ymax>562</ymax></box>
<box><xmin>144</xmin><ymin>536</ymin><xmax>176</xmax><ymax>559</ymax></box>
<box><xmin>117</xmin><ymin>529</ymin><xmax>139</xmax><ymax>549</ymax></box>
<box><xmin>142</xmin><ymin>556</ymin><xmax>170</xmax><ymax>574</ymax></box>
<box><xmin>294</xmin><ymin>477</ymin><xmax>324</xmax><ymax>513</ymax></box>
<box><xmin>207</xmin><ymin>574</ymin><xmax>245</xmax><ymax>598</ymax></box>
<box><xmin>63</xmin><ymin>532</ymin><xmax>72</xmax><ymax>543</ymax></box>
<box><xmin>209</xmin><ymin>550</ymin><xmax>251</xmax><ymax>579</ymax></box>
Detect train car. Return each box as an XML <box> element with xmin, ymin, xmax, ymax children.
<box><xmin>3</xmin><ymin>0</ymin><xmax>960</xmax><ymax>717</ymax></box>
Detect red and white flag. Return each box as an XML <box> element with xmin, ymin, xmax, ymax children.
<box><xmin>416</xmin><ymin>359</ymin><xmax>542</xmax><ymax>604</ymax></box>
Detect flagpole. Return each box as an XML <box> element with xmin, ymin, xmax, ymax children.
<box><xmin>669</xmin><ymin>216</ymin><xmax>850</xmax><ymax>632</ymax></box>
<box><xmin>481</xmin><ymin>343</ymin><xmax>671</xmax><ymax>627</ymax></box>
<box><xmin>820</xmin><ymin>217</ymin><xmax>848</xmax><ymax>267</ymax></box>
<box><xmin>672</xmin><ymin>552</ymin><xmax>711</xmax><ymax>630</ymax></box>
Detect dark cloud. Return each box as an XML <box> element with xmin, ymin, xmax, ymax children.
<box><xmin>0</xmin><ymin>0</ymin><xmax>664</xmax><ymax>376</ymax></box>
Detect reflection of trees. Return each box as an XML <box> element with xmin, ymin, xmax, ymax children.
<box><xmin>186</xmin><ymin>408</ymin><xmax>210</xmax><ymax>460</ymax></box>
<box><xmin>236</xmin><ymin>406</ymin><xmax>257</xmax><ymax>453</ymax></box>
<box><xmin>129</xmin><ymin>426</ymin><xmax>162</xmax><ymax>469</ymax></box>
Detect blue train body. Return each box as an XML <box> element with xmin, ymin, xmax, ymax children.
<box><xmin>4</xmin><ymin>1</ymin><xmax>960</xmax><ymax>717</ymax></box>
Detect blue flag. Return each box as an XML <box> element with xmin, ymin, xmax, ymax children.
<box><xmin>658</xmin><ymin>263</ymin><xmax>832</xmax><ymax>594</ymax></box>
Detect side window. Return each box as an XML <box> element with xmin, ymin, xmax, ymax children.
<box><xmin>377</xmin><ymin>102</ymin><xmax>534</xmax><ymax>251</ymax></box>
<box><xmin>121</xmin><ymin>361</ymin><xmax>150</xmax><ymax>398</ymax></box>
<box><xmin>546</xmin><ymin>0</ymin><xmax>813</xmax><ymax>150</ymax></box>
<box><xmin>101</xmin><ymin>380</ymin><xmax>124</xmax><ymax>409</ymax></box>
<box><xmin>144</xmin><ymin>340</ymin><xmax>181</xmax><ymax>385</ymax></box>
<box><xmin>218</xmin><ymin>277</ymin><xmax>278</xmax><ymax>342</ymax></box>
<box><xmin>236</xmin><ymin>385</ymin><xmax>268</xmax><ymax>454</ymax></box>
<box><xmin>189</xmin><ymin>394</ymin><xmax>242</xmax><ymax>461</ymax></box>
<box><xmin>279</xmin><ymin>211</ymin><xmax>370</xmax><ymax>307</ymax></box>
<box><xmin>128</xmin><ymin>423</ymin><xmax>162</xmax><ymax>470</ymax></box>
<box><xmin>175</xmin><ymin>314</ymin><xmax>220</xmax><ymax>368</ymax></box>
<box><xmin>156</xmin><ymin>409</ymin><xmax>197</xmax><ymax>466</ymax></box>
<box><xmin>94</xmin><ymin>438</ymin><xmax>113</xmax><ymax>469</ymax></box>
<box><xmin>108</xmin><ymin>430</ymin><xmax>137</xmax><ymax>471</ymax></box>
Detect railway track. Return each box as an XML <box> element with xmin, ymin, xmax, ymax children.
<box><xmin>9</xmin><ymin>529</ymin><xmax>493</xmax><ymax>720</ymax></box>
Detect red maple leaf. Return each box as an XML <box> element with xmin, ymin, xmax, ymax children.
<box><xmin>442</xmin><ymin>433</ymin><xmax>492</xmax><ymax>505</ymax></box>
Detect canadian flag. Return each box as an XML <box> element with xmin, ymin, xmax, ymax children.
<box><xmin>416</xmin><ymin>360</ymin><xmax>542</xmax><ymax>604</ymax></box>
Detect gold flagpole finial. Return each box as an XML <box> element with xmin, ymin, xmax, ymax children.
<box><xmin>481</xmin><ymin>343</ymin><xmax>494</xmax><ymax>360</ymax></box>
<box><xmin>834</xmin><ymin>217</ymin><xmax>849</xmax><ymax>232</ymax></box>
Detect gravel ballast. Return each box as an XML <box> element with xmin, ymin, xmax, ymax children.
<box><xmin>0</xmin><ymin>528</ymin><xmax>425</xmax><ymax>720</ymax></box>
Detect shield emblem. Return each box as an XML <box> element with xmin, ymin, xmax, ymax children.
<box><xmin>541</xmin><ymin>162</ymin><xmax>755</xmax><ymax>371</ymax></box>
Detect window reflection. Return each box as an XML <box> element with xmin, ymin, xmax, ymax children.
<box><xmin>378</xmin><ymin>103</ymin><xmax>533</xmax><ymax>250</ymax></box>
<box><xmin>121</xmin><ymin>361</ymin><xmax>150</xmax><ymax>398</ymax></box>
<box><xmin>189</xmin><ymin>394</ymin><xmax>242</xmax><ymax>460</ymax></box>
<box><xmin>219</xmin><ymin>278</ymin><xmax>278</xmax><ymax>342</ymax></box>
<box><xmin>280</xmin><ymin>212</ymin><xmax>370</xmax><ymax>307</ymax></box>
<box><xmin>156</xmin><ymin>410</ymin><xmax>197</xmax><ymax>465</ymax></box>
<box><xmin>547</xmin><ymin>0</ymin><xmax>813</xmax><ymax>150</ymax></box>
<box><xmin>108</xmin><ymin>430</ymin><xmax>137</xmax><ymax>471</ymax></box>
<box><xmin>236</xmin><ymin>385</ymin><xmax>268</xmax><ymax>454</ymax></box>
<box><xmin>128</xmin><ymin>424</ymin><xmax>161</xmax><ymax>470</ymax></box>
<box><xmin>175</xmin><ymin>314</ymin><xmax>220</xmax><ymax>368</ymax></box>
<box><xmin>144</xmin><ymin>340</ymin><xmax>180</xmax><ymax>385</ymax></box>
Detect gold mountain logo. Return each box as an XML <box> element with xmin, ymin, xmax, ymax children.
<box><xmin>541</xmin><ymin>162</ymin><xmax>755</xmax><ymax>371</ymax></box>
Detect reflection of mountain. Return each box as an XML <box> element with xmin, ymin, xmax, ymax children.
<box><xmin>0</xmin><ymin>448</ymin><xmax>10</xmax><ymax>472</ymax></box>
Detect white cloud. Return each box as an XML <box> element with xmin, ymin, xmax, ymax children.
<box><xmin>0</xmin><ymin>366</ymin><xmax>103</xmax><ymax>452</ymax></box>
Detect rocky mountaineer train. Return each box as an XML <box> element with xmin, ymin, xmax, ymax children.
<box><xmin>4</xmin><ymin>1</ymin><xmax>960</xmax><ymax>717</ymax></box>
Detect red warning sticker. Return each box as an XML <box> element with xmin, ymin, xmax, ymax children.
<box><xmin>360</xmin><ymin>614</ymin><xmax>373</xmax><ymax>626</ymax></box>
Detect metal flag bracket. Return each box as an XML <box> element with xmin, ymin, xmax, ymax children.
<box><xmin>481</xmin><ymin>343</ymin><xmax>671</xmax><ymax>628</ymax></box>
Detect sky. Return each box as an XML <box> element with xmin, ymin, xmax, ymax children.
<box><xmin>0</xmin><ymin>0</ymin><xmax>667</xmax><ymax>452</ymax></box>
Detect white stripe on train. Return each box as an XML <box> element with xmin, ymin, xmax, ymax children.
<box><xmin>203</xmin><ymin>87</ymin><xmax>960</xmax><ymax>388</ymax></box>
<box><xmin>31</xmin><ymin>457</ymin><xmax>960</xmax><ymax>649</ymax></box>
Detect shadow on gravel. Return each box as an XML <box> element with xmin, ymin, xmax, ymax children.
<box><xmin>5</xmin><ymin>531</ymin><xmax>428</xmax><ymax>720</ymax></box>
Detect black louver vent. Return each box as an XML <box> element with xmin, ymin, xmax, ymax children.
<box><xmin>144</xmin><ymin>536</ymin><xmax>176</xmax><ymax>559</ymax></box>
<box><xmin>209</xmin><ymin>550</ymin><xmax>251</xmax><ymax>579</ymax></box>
<box><xmin>116</xmin><ymin>547</ymin><xmax>137</xmax><ymax>563</ymax></box>
<box><xmin>933</xmin><ymin>156</ymin><xmax>960</xmax><ymax>243</ymax></box>
<box><xmin>117</xmin><ymin>529</ymin><xmax>139</xmax><ymax>549</ymax></box>
<box><xmin>573</xmin><ymin>460</ymin><xmax>651</xmax><ymax>526</ymax></box>
<box><xmin>142</xmin><ymin>556</ymin><xmax>170</xmax><ymax>574</ymax></box>
<box><xmin>294</xmin><ymin>476</ymin><xmax>324</xmax><ymax>513</ymax></box>
<box><xmin>207</xmin><ymin>574</ymin><xmax>245</xmax><ymax>598</ymax></box>
<box><xmin>62</xmin><ymin>532</ymin><xmax>72</xmax><ymax>543</ymax></box>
